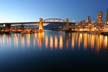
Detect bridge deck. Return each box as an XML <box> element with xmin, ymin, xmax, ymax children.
<box><xmin>0</xmin><ymin>22</ymin><xmax>75</xmax><ymax>25</ymax></box>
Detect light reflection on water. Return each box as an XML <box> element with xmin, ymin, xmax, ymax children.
<box><xmin>0</xmin><ymin>30</ymin><xmax>108</xmax><ymax>52</ymax></box>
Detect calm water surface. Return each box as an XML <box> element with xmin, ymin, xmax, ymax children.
<box><xmin>0</xmin><ymin>30</ymin><xmax>108</xmax><ymax>71</ymax></box>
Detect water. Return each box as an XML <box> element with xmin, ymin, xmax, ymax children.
<box><xmin>0</xmin><ymin>30</ymin><xmax>108</xmax><ymax>71</ymax></box>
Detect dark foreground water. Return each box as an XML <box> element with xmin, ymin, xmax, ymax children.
<box><xmin>0</xmin><ymin>30</ymin><xmax>108</xmax><ymax>71</ymax></box>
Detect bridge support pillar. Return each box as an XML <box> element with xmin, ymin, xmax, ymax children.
<box><xmin>39</xmin><ymin>18</ymin><xmax>44</xmax><ymax>32</ymax></box>
<box><xmin>65</xmin><ymin>18</ymin><xmax>69</xmax><ymax>31</ymax></box>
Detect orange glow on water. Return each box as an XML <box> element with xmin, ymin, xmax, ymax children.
<box><xmin>34</xmin><ymin>33</ymin><xmax>37</xmax><ymax>38</ymax></box>
<box><xmin>33</xmin><ymin>38</ymin><xmax>36</xmax><ymax>48</ymax></box>
<box><xmin>33</xmin><ymin>34</ymin><xmax>37</xmax><ymax>48</ymax></box>
<box><xmin>96</xmin><ymin>35</ymin><xmax>100</xmax><ymax>52</ymax></box>
<box><xmin>54</xmin><ymin>36</ymin><xmax>58</xmax><ymax>49</ymax></box>
<box><xmin>26</xmin><ymin>34</ymin><xmax>30</xmax><ymax>48</ymax></box>
<box><xmin>45</xmin><ymin>36</ymin><xmax>48</xmax><ymax>48</ymax></box>
<box><xmin>71</xmin><ymin>33</ymin><xmax>75</xmax><ymax>48</ymax></box>
<box><xmin>50</xmin><ymin>36</ymin><xmax>53</xmax><ymax>49</ymax></box>
<box><xmin>78</xmin><ymin>33</ymin><xmax>82</xmax><ymax>48</ymax></box>
<box><xmin>84</xmin><ymin>33</ymin><xmax>87</xmax><ymax>49</ymax></box>
<box><xmin>7</xmin><ymin>36</ymin><xmax>11</xmax><ymax>47</ymax></box>
<box><xmin>14</xmin><ymin>34</ymin><xmax>18</xmax><ymax>48</ymax></box>
<box><xmin>104</xmin><ymin>36</ymin><xmax>108</xmax><ymax>48</ymax></box>
<box><xmin>90</xmin><ymin>35</ymin><xmax>95</xmax><ymax>48</ymax></box>
<box><xmin>20</xmin><ymin>35</ymin><xmax>25</xmax><ymax>48</ymax></box>
<box><xmin>65</xmin><ymin>33</ymin><xmax>69</xmax><ymax>48</ymax></box>
<box><xmin>59</xmin><ymin>35</ymin><xmax>63</xmax><ymax>49</ymax></box>
<box><xmin>99</xmin><ymin>35</ymin><xmax>103</xmax><ymax>48</ymax></box>
<box><xmin>0</xmin><ymin>30</ymin><xmax>108</xmax><ymax>53</ymax></box>
<box><xmin>95</xmin><ymin>35</ymin><xmax>103</xmax><ymax>52</ymax></box>
<box><xmin>38</xmin><ymin>32</ymin><xmax>44</xmax><ymax>48</ymax></box>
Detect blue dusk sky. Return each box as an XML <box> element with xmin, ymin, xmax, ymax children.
<box><xmin>0</xmin><ymin>0</ymin><xmax>108</xmax><ymax>22</ymax></box>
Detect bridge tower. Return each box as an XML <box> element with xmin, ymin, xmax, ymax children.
<box><xmin>65</xmin><ymin>18</ymin><xmax>69</xmax><ymax>31</ymax></box>
<box><xmin>39</xmin><ymin>18</ymin><xmax>44</xmax><ymax>31</ymax></box>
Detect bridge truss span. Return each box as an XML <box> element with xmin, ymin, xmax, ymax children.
<box><xmin>44</xmin><ymin>18</ymin><xmax>65</xmax><ymax>23</ymax></box>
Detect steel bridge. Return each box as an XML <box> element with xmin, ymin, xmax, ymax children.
<box><xmin>0</xmin><ymin>18</ymin><xmax>76</xmax><ymax>31</ymax></box>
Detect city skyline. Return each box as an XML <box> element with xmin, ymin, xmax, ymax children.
<box><xmin>0</xmin><ymin>0</ymin><xmax>108</xmax><ymax>22</ymax></box>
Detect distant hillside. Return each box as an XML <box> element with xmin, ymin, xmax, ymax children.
<box><xmin>44</xmin><ymin>23</ymin><xmax>65</xmax><ymax>30</ymax></box>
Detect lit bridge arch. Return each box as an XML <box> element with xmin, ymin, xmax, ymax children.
<box><xmin>44</xmin><ymin>18</ymin><xmax>65</xmax><ymax>23</ymax></box>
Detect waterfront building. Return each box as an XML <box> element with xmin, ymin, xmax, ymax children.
<box><xmin>106</xmin><ymin>9</ymin><xmax>108</xmax><ymax>25</ymax></box>
<box><xmin>85</xmin><ymin>16</ymin><xmax>92</xmax><ymax>25</ymax></box>
<box><xmin>96</xmin><ymin>11</ymin><xmax>103</xmax><ymax>27</ymax></box>
<box><xmin>103</xmin><ymin>9</ymin><xmax>108</xmax><ymax>32</ymax></box>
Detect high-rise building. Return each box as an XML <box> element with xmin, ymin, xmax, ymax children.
<box><xmin>97</xmin><ymin>11</ymin><xmax>103</xmax><ymax>26</ymax></box>
<box><xmin>85</xmin><ymin>16</ymin><xmax>91</xmax><ymax>24</ymax></box>
<box><xmin>106</xmin><ymin>9</ymin><xmax>108</xmax><ymax>24</ymax></box>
